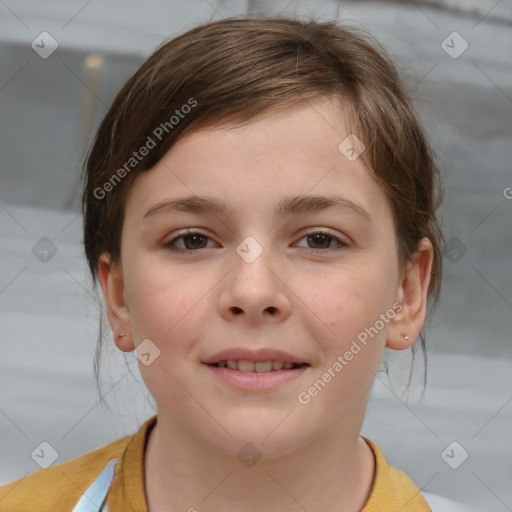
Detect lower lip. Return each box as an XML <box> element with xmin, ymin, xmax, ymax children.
<box><xmin>202</xmin><ymin>364</ymin><xmax>310</xmax><ymax>391</ymax></box>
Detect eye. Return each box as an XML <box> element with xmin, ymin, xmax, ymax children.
<box><xmin>163</xmin><ymin>228</ymin><xmax>348</xmax><ymax>255</ymax></box>
<box><xmin>295</xmin><ymin>230</ymin><xmax>347</xmax><ymax>253</ymax></box>
<box><xmin>163</xmin><ymin>229</ymin><xmax>216</xmax><ymax>253</ymax></box>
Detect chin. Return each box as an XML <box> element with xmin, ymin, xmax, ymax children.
<box><xmin>209</xmin><ymin>421</ymin><xmax>313</xmax><ymax>461</ymax></box>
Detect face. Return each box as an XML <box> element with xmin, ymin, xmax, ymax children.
<box><xmin>100</xmin><ymin>97</ymin><xmax>427</xmax><ymax>458</ymax></box>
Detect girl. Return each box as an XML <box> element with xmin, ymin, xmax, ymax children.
<box><xmin>0</xmin><ymin>15</ymin><xmax>445</xmax><ymax>512</ymax></box>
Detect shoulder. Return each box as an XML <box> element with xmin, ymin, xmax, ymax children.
<box><xmin>0</xmin><ymin>433</ymin><xmax>132</xmax><ymax>512</ymax></box>
<box><xmin>361</xmin><ymin>437</ymin><xmax>432</xmax><ymax>511</ymax></box>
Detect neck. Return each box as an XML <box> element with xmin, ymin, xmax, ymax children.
<box><xmin>144</xmin><ymin>408</ymin><xmax>375</xmax><ymax>512</ymax></box>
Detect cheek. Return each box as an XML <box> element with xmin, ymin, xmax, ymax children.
<box><xmin>123</xmin><ymin>254</ymin><xmax>221</xmax><ymax>367</ymax></box>
<box><xmin>310</xmin><ymin>260</ymin><xmax>394</xmax><ymax>337</ymax></box>
<box><xmin>123</xmin><ymin>261</ymin><xmax>208</xmax><ymax>405</ymax></box>
<box><xmin>123</xmin><ymin>254</ymin><xmax>193</xmax><ymax>340</ymax></box>
<box><xmin>302</xmin><ymin>260</ymin><xmax>396</xmax><ymax>399</ymax></box>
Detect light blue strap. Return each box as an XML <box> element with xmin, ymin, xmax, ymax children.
<box><xmin>71</xmin><ymin>458</ymin><xmax>118</xmax><ymax>512</ymax></box>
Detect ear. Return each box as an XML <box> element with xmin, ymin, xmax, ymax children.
<box><xmin>387</xmin><ymin>237</ymin><xmax>434</xmax><ymax>350</ymax></box>
<box><xmin>97</xmin><ymin>252</ymin><xmax>134</xmax><ymax>352</ymax></box>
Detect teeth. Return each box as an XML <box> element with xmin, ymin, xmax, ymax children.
<box><xmin>255</xmin><ymin>361</ymin><xmax>273</xmax><ymax>373</ymax></box>
<box><xmin>217</xmin><ymin>360</ymin><xmax>302</xmax><ymax>372</ymax></box>
<box><xmin>272</xmin><ymin>360</ymin><xmax>284</xmax><ymax>370</ymax></box>
<box><xmin>238</xmin><ymin>360</ymin><xmax>255</xmax><ymax>372</ymax></box>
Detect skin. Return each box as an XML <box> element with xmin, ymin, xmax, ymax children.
<box><xmin>98</xmin><ymin>96</ymin><xmax>433</xmax><ymax>512</ymax></box>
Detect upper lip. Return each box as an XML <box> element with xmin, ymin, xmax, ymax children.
<box><xmin>202</xmin><ymin>348</ymin><xmax>310</xmax><ymax>365</ymax></box>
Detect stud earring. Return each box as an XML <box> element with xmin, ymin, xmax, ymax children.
<box><xmin>118</xmin><ymin>332</ymin><xmax>126</xmax><ymax>338</ymax></box>
<box><xmin>402</xmin><ymin>334</ymin><xmax>409</xmax><ymax>340</ymax></box>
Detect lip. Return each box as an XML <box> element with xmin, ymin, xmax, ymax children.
<box><xmin>201</xmin><ymin>347</ymin><xmax>310</xmax><ymax>365</ymax></box>
<box><xmin>203</xmin><ymin>363</ymin><xmax>310</xmax><ymax>391</ymax></box>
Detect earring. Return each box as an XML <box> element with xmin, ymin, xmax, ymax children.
<box><xmin>402</xmin><ymin>334</ymin><xmax>409</xmax><ymax>340</ymax></box>
<box><xmin>118</xmin><ymin>332</ymin><xmax>126</xmax><ymax>338</ymax></box>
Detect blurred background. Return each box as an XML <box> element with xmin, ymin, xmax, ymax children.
<box><xmin>0</xmin><ymin>1</ymin><xmax>511</xmax><ymax>510</ymax></box>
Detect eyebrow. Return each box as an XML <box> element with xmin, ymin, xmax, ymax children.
<box><xmin>143</xmin><ymin>194</ymin><xmax>372</xmax><ymax>222</ymax></box>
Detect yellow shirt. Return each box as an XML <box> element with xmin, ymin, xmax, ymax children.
<box><xmin>0</xmin><ymin>415</ymin><xmax>431</xmax><ymax>511</ymax></box>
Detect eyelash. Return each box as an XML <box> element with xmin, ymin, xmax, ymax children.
<box><xmin>163</xmin><ymin>228</ymin><xmax>348</xmax><ymax>255</ymax></box>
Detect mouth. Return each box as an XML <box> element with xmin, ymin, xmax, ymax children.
<box><xmin>203</xmin><ymin>359</ymin><xmax>310</xmax><ymax>391</ymax></box>
<box><xmin>206</xmin><ymin>360</ymin><xmax>310</xmax><ymax>372</ymax></box>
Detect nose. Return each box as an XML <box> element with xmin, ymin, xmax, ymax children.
<box><xmin>218</xmin><ymin>243</ymin><xmax>291</xmax><ymax>326</ymax></box>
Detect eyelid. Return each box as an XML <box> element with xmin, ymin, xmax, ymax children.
<box><xmin>301</xmin><ymin>227</ymin><xmax>342</xmax><ymax>238</ymax></box>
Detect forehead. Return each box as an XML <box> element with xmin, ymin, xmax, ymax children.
<box><xmin>124</xmin><ymin>98</ymin><xmax>392</xmax><ymax>224</ymax></box>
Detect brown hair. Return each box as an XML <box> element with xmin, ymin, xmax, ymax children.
<box><xmin>81</xmin><ymin>16</ymin><xmax>445</xmax><ymax>402</ymax></box>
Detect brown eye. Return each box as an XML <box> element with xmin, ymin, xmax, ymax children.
<box><xmin>307</xmin><ymin>233</ymin><xmax>333</xmax><ymax>249</ymax></box>
<box><xmin>295</xmin><ymin>230</ymin><xmax>347</xmax><ymax>252</ymax></box>
<box><xmin>180</xmin><ymin>234</ymin><xmax>208</xmax><ymax>250</ymax></box>
<box><xmin>164</xmin><ymin>230</ymin><xmax>214</xmax><ymax>253</ymax></box>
